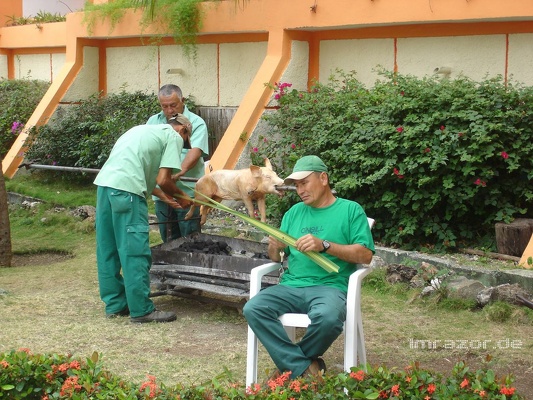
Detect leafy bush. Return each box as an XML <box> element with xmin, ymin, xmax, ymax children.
<box><xmin>254</xmin><ymin>72</ymin><xmax>533</xmax><ymax>251</ymax></box>
<box><xmin>0</xmin><ymin>349</ymin><xmax>523</xmax><ymax>399</ymax></box>
<box><xmin>0</xmin><ymin>79</ymin><xmax>50</xmax><ymax>158</ymax></box>
<box><xmin>25</xmin><ymin>91</ymin><xmax>160</xmax><ymax>170</ymax></box>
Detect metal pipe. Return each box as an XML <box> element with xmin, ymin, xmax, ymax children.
<box><xmin>19</xmin><ymin>163</ymin><xmax>199</xmax><ymax>182</ymax></box>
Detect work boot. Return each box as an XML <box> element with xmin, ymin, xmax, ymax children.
<box><xmin>106</xmin><ymin>307</ymin><xmax>130</xmax><ymax>319</ymax></box>
<box><xmin>301</xmin><ymin>358</ymin><xmax>326</xmax><ymax>383</ymax></box>
<box><xmin>130</xmin><ymin>309</ymin><xmax>177</xmax><ymax>323</ymax></box>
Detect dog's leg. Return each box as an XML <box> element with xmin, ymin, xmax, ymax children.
<box><xmin>242</xmin><ymin>197</ymin><xmax>256</xmax><ymax>220</ymax></box>
<box><xmin>257</xmin><ymin>198</ymin><xmax>267</xmax><ymax>223</ymax></box>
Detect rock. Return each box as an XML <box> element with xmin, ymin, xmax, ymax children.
<box><xmin>446</xmin><ymin>276</ymin><xmax>486</xmax><ymax>301</ymax></box>
<box><xmin>386</xmin><ymin>264</ymin><xmax>417</xmax><ymax>284</ymax></box>
<box><xmin>418</xmin><ymin>261</ymin><xmax>439</xmax><ymax>281</ymax></box>
<box><xmin>490</xmin><ymin>283</ymin><xmax>532</xmax><ymax>306</ymax></box>
<box><xmin>476</xmin><ymin>287</ymin><xmax>494</xmax><ymax>306</ymax></box>
<box><xmin>70</xmin><ymin>205</ymin><xmax>96</xmax><ymax>220</ymax></box>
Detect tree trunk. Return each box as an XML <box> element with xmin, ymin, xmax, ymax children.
<box><xmin>0</xmin><ymin>165</ymin><xmax>12</xmax><ymax>267</ymax></box>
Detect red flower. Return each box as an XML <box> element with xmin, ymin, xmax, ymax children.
<box><xmin>393</xmin><ymin>168</ymin><xmax>404</xmax><ymax>179</ymax></box>
<box><xmin>474</xmin><ymin>178</ymin><xmax>487</xmax><ymax>187</ymax></box>
<box><xmin>291</xmin><ymin>143</ymin><xmax>296</xmax><ymax>149</ymax></box>
<box><xmin>391</xmin><ymin>384</ymin><xmax>400</xmax><ymax>396</ymax></box>
<box><xmin>500</xmin><ymin>386</ymin><xmax>516</xmax><ymax>395</ymax></box>
<box><xmin>458</xmin><ymin>132</ymin><xmax>464</xmax><ymax>137</ymax></box>
<box><xmin>460</xmin><ymin>378</ymin><xmax>469</xmax><ymax>388</ymax></box>
<box><xmin>440</xmin><ymin>125</ymin><xmax>445</xmax><ymax>131</ymax></box>
<box><xmin>501</xmin><ymin>151</ymin><xmax>509</xmax><ymax>159</ymax></box>
<box><xmin>400</xmin><ymin>91</ymin><xmax>405</xmax><ymax>96</ymax></box>
<box><xmin>424</xmin><ymin>147</ymin><xmax>431</xmax><ymax>153</ymax></box>
<box><xmin>396</xmin><ymin>126</ymin><xmax>404</xmax><ymax>133</ymax></box>
<box><xmin>350</xmin><ymin>370</ymin><xmax>365</xmax><ymax>381</ymax></box>
<box><xmin>427</xmin><ymin>383</ymin><xmax>436</xmax><ymax>394</ymax></box>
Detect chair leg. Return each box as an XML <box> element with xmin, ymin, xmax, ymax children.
<box><xmin>246</xmin><ymin>326</ymin><xmax>259</xmax><ymax>386</ymax></box>
<box><xmin>283</xmin><ymin>325</ymin><xmax>296</xmax><ymax>342</ymax></box>
<box><xmin>357</xmin><ymin>317</ymin><xmax>367</xmax><ymax>370</ymax></box>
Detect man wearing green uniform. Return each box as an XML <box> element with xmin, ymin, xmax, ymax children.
<box><xmin>243</xmin><ymin>155</ymin><xmax>375</xmax><ymax>379</ymax></box>
<box><xmin>147</xmin><ymin>84</ymin><xmax>209</xmax><ymax>242</ymax></box>
<box><xmin>94</xmin><ymin>115</ymin><xmax>193</xmax><ymax>323</ymax></box>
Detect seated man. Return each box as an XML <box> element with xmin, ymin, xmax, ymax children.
<box><xmin>243</xmin><ymin>155</ymin><xmax>375</xmax><ymax>379</ymax></box>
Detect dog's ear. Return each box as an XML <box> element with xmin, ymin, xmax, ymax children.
<box><xmin>250</xmin><ymin>165</ymin><xmax>262</xmax><ymax>178</ymax></box>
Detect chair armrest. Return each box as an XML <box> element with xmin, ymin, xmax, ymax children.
<box><xmin>249</xmin><ymin>262</ymin><xmax>280</xmax><ymax>298</ymax></box>
<box><xmin>346</xmin><ymin>266</ymin><xmax>374</xmax><ymax>307</ymax></box>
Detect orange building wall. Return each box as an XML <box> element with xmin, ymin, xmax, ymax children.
<box><xmin>3</xmin><ymin>0</ymin><xmax>533</xmax><ymax>177</ymax></box>
<box><xmin>0</xmin><ymin>0</ymin><xmax>22</xmax><ymax>28</ymax></box>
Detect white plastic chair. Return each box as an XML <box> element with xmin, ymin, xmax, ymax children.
<box><xmin>245</xmin><ymin>217</ymin><xmax>375</xmax><ymax>386</ymax></box>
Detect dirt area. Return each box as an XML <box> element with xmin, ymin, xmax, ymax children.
<box><xmin>4</xmin><ymin>241</ymin><xmax>532</xmax><ymax>398</ymax></box>
<box><xmin>10</xmin><ymin>252</ymin><xmax>73</xmax><ymax>267</ymax></box>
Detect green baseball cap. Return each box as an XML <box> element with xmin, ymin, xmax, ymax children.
<box><xmin>284</xmin><ymin>155</ymin><xmax>328</xmax><ymax>184</ymax></box>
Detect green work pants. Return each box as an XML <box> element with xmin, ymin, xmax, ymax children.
<box><xmin>243</xmin><ymin>284</ymin><xmax>347</xmax><ymax>378</ymax></box>
<box><xmin>154</xmin><ymin>200</ymin><xmax>201</xmax><ymax>242</ymax></box>
<box><xmin>95</xmin><ymin>186</ymin><xmax>154</xmax><ymax>318</ymax></box>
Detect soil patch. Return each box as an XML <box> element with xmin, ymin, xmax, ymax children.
<box><xmin>10</xmin><ymin>251</ymin><xmax>73</xmax><ymax>267</ymax></box>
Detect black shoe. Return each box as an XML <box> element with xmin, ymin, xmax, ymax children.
<box><xmin>106</xmin><ymin>307</ymin><xmax>130</xmax><ymax>319</ymax></box>
<box><xmin>130</xmin><ymin>309</ymin><xmax>177</xmax><ymax>323</ymax></box>
<box><xmin>316</xmin><ymin>357</ymin><xmax>327</xmax><ymax>373</ymax></box>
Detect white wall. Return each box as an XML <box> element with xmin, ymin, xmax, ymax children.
<box><xmin>0</xmin><ymin>55</ymin><xmax>8</xmax><ymax>79</ymax></box>
<box><xmin>23</xmin><ymin>0</ymin><xmax>85</xmax><ymax>17</ymax></box>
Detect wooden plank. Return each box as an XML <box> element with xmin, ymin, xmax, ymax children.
<box><xmin>196</xmin><ymin>107</ymin><xmax>238</xmax><ymax>160</ymax></box>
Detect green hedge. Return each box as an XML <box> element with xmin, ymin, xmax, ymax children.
<box><xmin>254</xmin><ymin>71</ymin><xmax>533</xmax><ymax>251</ymax></box>
<box><xmin>0</xmin><ymin>79</ymin><xmax>50</xmax><ymax>158</ymax></box>
<box><xmin>25</xmin><ymin>91</ymin><xmax>160</xmax><ymax>170</ymax></box>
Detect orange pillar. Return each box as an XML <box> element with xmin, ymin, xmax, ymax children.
<box><xmin>208</xmin><ymin>28</ymin><xmax>292</xmax><ymax>171</ymax></box>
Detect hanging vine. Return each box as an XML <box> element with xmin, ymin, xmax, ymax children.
<box><xmin>83</xmin><ymin>0</ymin><xmax>204</xmax><ymax>58</ymax></box>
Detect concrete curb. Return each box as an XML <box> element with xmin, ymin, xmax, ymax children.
<box><xmin>375</xmin><ymin>246</ymin><xmax>533</xmax><ymax>293</ymax></box>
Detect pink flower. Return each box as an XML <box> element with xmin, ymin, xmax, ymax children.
<box><xmin>396</xmin><ymin>126</ymin><xmax>404</xmax><ymax>133</ymax></box>
<box><xmin>252</xmin><ymin>147</ymin><xmax>259</xmax><ymax>153</ymax></box>
<box><xmin>291</xmin><ymin>143</ymin><xmax>296</xmax><ymax>149</ymax></box>
<box><xmin>474</xmin><ymin>178</ymin><xmax>486</xmax><ymax>187</ymax></box>
<box><xmin>501</xmin><ymin>151</ymin><xmax>509</xmax><ymax>159</ymax></box>
<box><xmin>393</xmin><ymin>168</ymin><xmax>404</xmax><ymax>179</ymax></box>
<box><xmin>11</xmin><ymin>121</ymin><xmax>24</xmax><ymax>134</ymax></box>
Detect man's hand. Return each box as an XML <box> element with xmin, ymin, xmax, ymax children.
<box><xmin>174</xmin><ymin>194</ymin><xmax>193</xmax><ymax>209</ymax></box>
<box><xmin>295</xmin><ymin>234</ymin><xmax>323</xmax><ymax>253</ymax></box>
<box><xmin>268</xmin><ymin>236</ymin><xmax>286</xmax><ymax>261</ymax></box>
<box><xmin>171</xmin><ymin>172</ymin><xmax>183</xmax><ymax>182</ymax></box>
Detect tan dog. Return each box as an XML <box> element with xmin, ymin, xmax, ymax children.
<box><xmin>185</xmin><ymin>158</ymin><xmax>284</xmax><ymax>225</ymax></box>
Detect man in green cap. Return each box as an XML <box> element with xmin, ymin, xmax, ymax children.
<box><xmin>94</xmin><ymin>114</ymin><xmax>193</xmax><ymax>323</ymax></box>
<box><xmin>147</xmin><ymin>84</ymin><xmax>209</xmax><ymax>242</ymax></box>
<box><xmin>243</xmin><ymin>155</ymin><xmax>375</xmax><ymax>379</ymax></box>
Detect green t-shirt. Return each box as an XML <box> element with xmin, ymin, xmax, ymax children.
<box><xmin>146</xmin><ymin>106</ymin><xmax>209</xmax><ymax>198</ymax></box>
<box><xmin>279</xmin><ymin>197</ymin><xmax>375</xmax><ymax>293</ymax></box>
<box><xmin>93</xmin><ymin>124</ymin><xmax>183</xmax><ymax>197</ymax></box>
